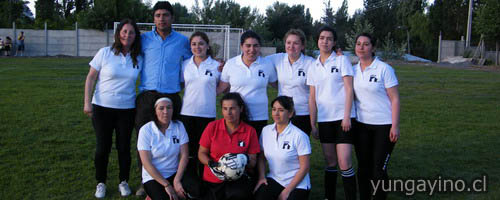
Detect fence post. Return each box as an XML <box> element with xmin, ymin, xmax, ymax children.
<box><xmin>12</xmin><ymin>22</ymin><xmax>17</xmax><ymax>56</ymax></box>
<box><xmin>45</xmin><ymin>21</ymin><xmax>48</xmax><ymax>56</ymax></box>
<box><xmin>437</xmin><ymin>31</ymin><xmax>442</xmax><ymax>63</ymax></box>
<box><xmin>75</xmin><ymin>22</ymin><xmax>79</xmax><ymax>56</ymax></box>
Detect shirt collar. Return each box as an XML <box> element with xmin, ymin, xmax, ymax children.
<box><xmin>283</xmin><ymin>53</ymin><xmax>305</xmax><ymax>67</ymax></box>
<box><xmin>357</xmin><ymin>57</ymin><xmax>379</xmax><ymax>71</ymax></box>
<box><xmin>153</xmin><ymin>28</ymin><xmax>175</xmax><ymax>40</ymax></box>
<box><xmin>315</xmin><ymin>53</ymin><xmax>336</xmax><ymax>66</ymax></box>
<box><xmin>238</xmin><ymin>54</ymin><xmax>262</xmax><ymax>67</ymax></box>
<box><xmin>270</xmin><ymin>122</ymin><xmax>292</xmax><ymax>136</ymax></box>
<box><xmin>152</xmin><ymin>121</ymin><xmax>175</xmax><ymax>135</ymax></box>
<box><xmin>189</xmin><ymin>56</ymin><xmax>215</xmax><ymax>67</ymax></box>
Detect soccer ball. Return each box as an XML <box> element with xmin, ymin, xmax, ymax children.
<box><xmin>216</xmin><ymin>153</ymin><xmax>248</xmax><ymax>181</ymax></box>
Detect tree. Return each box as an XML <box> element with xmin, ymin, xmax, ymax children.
<box><xmin>77</xmin><ymin>0</ymin><xmax>151</xmax><ymax>30</ymax></box>
<box><xmin>264</xmin><ymin>2</ymin><xmax>314</xmax><ymax>45</ymax></box>
<box><xmin>475</xmin><ymin>0</ymin><xmax>500</xmax><ymax>65</ymax></box>
<box><xmin>363</xmin><ymin>0</ymin><xmax>399</xmax><ymax>41</ymax></box>
<box><xmin>334</xmin><ymin>0</ymin><xmax>349</xmax><ymax>48</ymax></box>
<box><xmin>0</xmin><ymin>0</ymin><xmax>29</xmax><ymax>28</ymax></box>
<box><xmin>172</xmin><ymin>3</ymin><xmax>196</xmax><ymax>24</ymax></box>
<box><xmin>321</xmin><ymin>0</ymin><xmax>334</xmax><ymax>27</ymax></box>
<box><xmin>344</xmin><ymin>16</ymin><xmax>374</xmax><ymax>51</ymax></box>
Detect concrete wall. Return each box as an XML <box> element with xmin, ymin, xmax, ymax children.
<box><xmin>0</xmin><ymin>27</ymin><xmax>275</xmax><ymax>59</ymax></box>
<box><xmin>440</xmin><ymin>40</ymin><xmax>465</xmax><ymax>61</ymax></box>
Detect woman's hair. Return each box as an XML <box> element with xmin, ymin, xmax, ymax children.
<box><xmin>283</xmin><ymin>29</ymin><xmax>306</xmax><ymax>54</ymax></box>
<box><xmin>152</xmin><ymin>97</ymin><xmax>174</xmax><ymax>128</ymax></box>
<box><xmin>316</xmin><ymin>26</ymin><xmax>338</xmax><ymax>52</ymax></box>
<box><xmin>240</xmin><ymin>30</ymin><xmax>261</xmax><ymax>46</ymax></box>
<box><xmin>153</xmin><ymin>1</ymin><xmax>174</xmax><ymax>16</ymax></box>
<box><xmin>220</xmin><ymin>92</ymin><xmax>249</xmax><ymax>123</ymax></box>
<box><xmin>271</xmin><ymin>96</ymin><xmax>295</xmax><ymax>117</ymax></box>
<box><xmin>190</xmin><ymin>31</ymin><xmax>213</xmax><ymax>57</ymax></box>
<box><xmin>355</xmin><ymin>32</ymin><xmax>377</xmax><ymax>57</ymax></box>
<box><xmin>112</xmin><ymin>18</ymin><xmax>141</xmax><ymax>67</ymax></box>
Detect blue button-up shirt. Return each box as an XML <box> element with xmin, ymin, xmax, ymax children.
<box><xmin>139</xmin><ymin>29</ymin><xmax>192</xmax><ymax>93</ymax></box>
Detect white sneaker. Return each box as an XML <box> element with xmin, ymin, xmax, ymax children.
<box><xmin>118</xmin><ymin>181</ymin><xmax>132</xmax><ymax>196</ymax></box>
<box><xmin>95</xmin><ymin>183</ymin><xmax>106</xmax><ymax>198</ymax></box>
<box><xmin>135</xmin><ymin>185</ymin><xmax>146</xmax><ymax>196</ymax></box>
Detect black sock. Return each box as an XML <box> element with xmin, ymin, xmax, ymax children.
<box><xmin>325</xmin><ymin>166</ymin><xmax>338</xmax><ymax>200</ymax></box>
<box><xmin>341</xmin><ymin>167</ymin><xmax>357</xmax><ymax>200</ymax></box>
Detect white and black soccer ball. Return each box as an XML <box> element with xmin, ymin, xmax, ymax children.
<box><xmin>216</xmin><ymin>153</ymin><xmax>248</xmax><ymax>181</ymax></box>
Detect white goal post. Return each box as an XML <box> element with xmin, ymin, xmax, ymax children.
<box><xmin>114</xmin><ymin>22</ymin><xmax>244</xmax><ymax>60</ymax></box>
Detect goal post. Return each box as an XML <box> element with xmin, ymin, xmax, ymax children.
<box><xmin>114</xmin><ymin>22</ymin><xmax>243</xmax><ymax>60</ymax></box>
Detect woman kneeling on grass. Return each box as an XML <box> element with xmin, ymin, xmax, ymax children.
<box><xmin>138</xmin><ymin>97</ymin><xmax>189</xmax><ymax>200</ymax></box>
<box><xmin>84</xmin><ymin>18</ymin><xmax>142</xmax><ymax>198</ymax></box>
<box><xmin>254</xmin><ymin>96</ymin><xmax>311</xmax><ymax>200</ymax></box>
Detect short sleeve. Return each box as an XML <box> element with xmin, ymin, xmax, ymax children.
<box><xmin>137</xmin><ymin>124</ymin><xmax>152</xmax><ymax>151</ymax></box>
<box><xmin>199</xmin><ymin>121</ymin><xmax>215</xmax><ymax>148</ymax></box>
<box><xmin>220</xmin><ymin>63</ymin><xmax>230</xmax><ymax>83</ymax></box>
<box><xmin>178</xmin><ymin>121</ymin><xmax>189</xmax><ymax>145</ymax></box>
<box><xmin>89</xmin><ymin>47</ymin><xmax>107</xmax><ymax>71</ymax></box>
<box><xmin>306</xmin><ymin>66</ymin><xmax>315</xmax><ymax>86</ymax></box>
<box><xmin>295</xmin><ymin>133</ymin><xmax>311</xmax><ymax>156</ymax></box>
<box><xmin>383</xmin><ymin>65</ymin><xmax>398</xmax><ymax>88</ymax></box>
<box><xmin>180</xmin><ymin>61</ymin><xmax>187</xmax><ymax>83</ymax></box>
<box><xmin>182</xmin><ymin>37</ymin><xmax>193</xmax><ymax>61</ymax></box>
<box><xmin>247</xmin><ymin>128</ymin><xmax>260</xmax><ymax>154</ymax></box>
<box><xmin>340</xmin><ymin>56</ymin><xmax>354</xmax><ymax>77</ymax></box>
<box><xmin>265</xmin><ymin>53</ymin><xmax>281</xmax><ymax>68</ymax></box>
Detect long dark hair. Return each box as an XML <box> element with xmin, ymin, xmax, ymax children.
<box><xmin>220</xmin><ymin>92</ymin><xmax>249</xmax><ymax>123</ymax></box>
<box><xmin>190</xmin><ymin>31</ymin><xmax>213</xmax><ymax>57</ymax></box>
<box><xmin>112</xmin><ymin>18</ymin><xmax>141</xmax><ymax>67</ymax></box>
<box><xmin>316</xmin><ymin>26</ymin><xmax>338</xmax><ymax>53</ymax></box>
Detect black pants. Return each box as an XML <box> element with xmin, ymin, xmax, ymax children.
<box><xmin>135</xmin><ymin>91</ymin><xmax>182</xmax><ymax>173</ymax></box>
<box><xmin>354</xmin><ymin>121</ymin><xmax>396</xmax><ymax>200</ymax></box>
<box><xmin>247</xmin><ymin>120</ymin><xmax>267</xmax><ymax>137</ymax></box>
<box><xmin>180</xmin><ymin>115</ymin><xmax>214</xmax><ymax>176</ymax></box>
<box><xmin>203</xmin><ymin>175</ymin><xmax>255</xmax><ymax>200</ymax></box>
<box><xmin>144</xmin><ymin>171</ymin><xmax>204</xmax><ymax>200</ymax></box>
<box><xmin>291</xmin><ymin>115</ymin><xmax>311</xmax><ymax>136</ymax></box>
<box><xmin>92</xmin><ymin>104</ymin><xmax>135</xmax><ymax>183</ymax></box>
<box><xmin>254</xmin><ymin>178</ymin><xmax>310</xmax><ymax>200</ymax></box>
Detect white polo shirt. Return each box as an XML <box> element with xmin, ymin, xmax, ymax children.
<box><xmin>221</xmin><ymin>55</ymin><xmax>277</xmax><ymax>121</ymax></box>
<box><xmin>180</xmin><ymin>56</ymin><xmax>220</xmax><ymax>118</ymax></box>
<box><xmin>306</xmin><ymin>54</ymin><xmax>355</xmax><ymax>122</ymax></box>
<box><xmin>137</xmin><ymin>121</ymin><xmax>189</xmax><ymax>183</ymax></box>
<box><xmin>89</xmin><ymin>46</ymin><xmax>142</xmax><ymax>109</ymax></box>
<box><xmin>353</xmin><ymin>58</ymin><xmax>398</xmax><ymax>125</ymax></box>
<box><xmin>266</xmin><ymin>53</ymin><xmax>315</xmax><ymax>116</ymax></box>
<box><xmin>260</xmin><ymin>123</ymin><xmax>311</xmax><ymax>189</ymax></box>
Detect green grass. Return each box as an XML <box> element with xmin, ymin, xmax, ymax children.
<box><xmin>0</xmin><ymin>58</ymin><xmax>499</xmax><ymax>199</ymax></box>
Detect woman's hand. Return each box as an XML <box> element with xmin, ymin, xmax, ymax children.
<box><xmin>311</xmin><ymin>126</ymin><xmax>319</xmax><ymax>140</ymax></box>
<box><xmin>83</xmin><ymin>103</ymin><xmax>92</xmax><ymax>117</ymax></box>
<box><xmin>278</xmin><ymin>188</ymin><xmax>292</xmax><ymax>200</ymax></box>
<box><xmin>253</xmin><ymin>178</ymin><xmax>268</xmax><ymax>193</ymax></box>
<box><xmin>164</xmin><ymin>185</ymin><xmax>179</xmax><ymax>200</ymax></box>
<box><xmin>389</xmin><ymin>125</ymin><xmax>400</xmax><ymax>143</ymax></box>
<box><xmin>173</xmin><ymin>178</ymin><xmax>186</xmax><ymax>199</ymax></box>
<box><xmin>341</xmin><ymin>117</ymin><xmax>351</xmax><ymax>132</ymax></box>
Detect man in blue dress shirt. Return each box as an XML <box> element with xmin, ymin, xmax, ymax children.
<box><xmin>134</xmin><ymin>1</ymin><xmax>192</xmax><ymax>196</ymax></box>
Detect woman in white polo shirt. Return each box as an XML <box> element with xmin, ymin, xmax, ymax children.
<box><xmin>217</xmin><ymin>30</ymin><xmax>277</xmax><ymax>136</ymax></box>
<box><xmin>138</xmin><ymin>97</ymin><xmax>189</xmax><ymax>200</ymax></box>
<box><xmin>83</xmin><ymin>19</ymin><xmax>142</xmax><ymax>198</ymax></box>
<box><xmin>353</xmin><ymin>33</ymin><xmax>400</xmax><ymax>200</ymax></box>
<box><xmin>180</xmin><ymin>31</ymin><xmax>220</xmax><ymax>175</ymax></box>
<box><xmin>307</xmin><ymin>26</ymin><xmax>357</xmax><ymax>200</ymax></box>
<box><xmin>254</xmin><ymin>96</ymin><xmax>311</xmax><ymax>200</ymax></box>
<box><xmin>265</xmin><ymin>29</ymin><xmax>315</xmax><ymax>135</ymax></box>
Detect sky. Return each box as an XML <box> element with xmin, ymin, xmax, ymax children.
<box><xmin>26</xmin><ymin>0</ymin><xmax>366</xmax><ymax>22</ymax></box>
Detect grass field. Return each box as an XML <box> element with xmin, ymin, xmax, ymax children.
<box><xmin>0</xmin><ymin>57</ymin><xmax>499</xmax><ymax>200</ymax></box>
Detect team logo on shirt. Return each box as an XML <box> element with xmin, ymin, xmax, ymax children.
<box><xmin>205</xmin><ymin>70</ymin><xmax>213</xmax><ymax>76</ymax></box>
<box><xmin>172</xmin><ymin>135</ymin><xmax>179</xmax><ymax>144</ymax></box>
<box><xmin>331</xmin><ymin>66</ymin><xmax>339</xmax><ymax>73</ymax></box>
<box><xmin>238</xmin><ymin>141</ymin><xmax>245</xmax><ymax>147</ymax></box>
<box><xmin>258</xmin><ymin>70</ymin><xmax>266</xmax><ymax>77</ymax></box>
<box><xmin>369</xmin><ymin>75</ymin><xmax>378</xmax><ymax>82</ymax></box>
<box><xmin>298</xmin><ymin>69</ymin><xmax>305</xmax><ymax>76</ymax></box>
<box><xmin>282</xmin><ymin>141</ymin><xmax>291</xmax><ymax>150</ymax></box>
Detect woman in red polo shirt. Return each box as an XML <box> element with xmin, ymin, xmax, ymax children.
<box><xmin>198</xmin><ymin>92</ymin><xmax>260</xmax><ymax>200</ymax></box>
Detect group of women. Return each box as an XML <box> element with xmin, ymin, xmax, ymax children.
<box><xmin>84</xmin><ymin>18</ymin><xmax>400</xmax><ymax>200</ymax></box>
